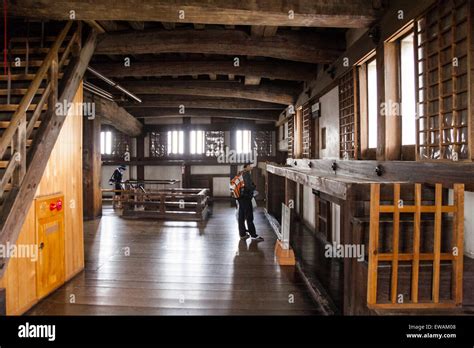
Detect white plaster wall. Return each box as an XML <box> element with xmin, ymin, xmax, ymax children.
<box><xmin>144</xmin><ymin>166</ymin><xmax>183</xmax><ymax>187</ymax></box>
<box><xmin>213</xmin><ymin>177</ymin><xmax>231</xmax><ymax>197</ymax></box>
<box><xmin>302</xmin><ymin>186</ymin><xmax>315</xmax><ymax>229</ymax></box>
<box><xmin>190</xmin><ymin>165</ymin><xmax>230</xmax><ymax>175</ymax></box>
<box><xmin>331</xmin><ymin>203</ymin><xmax>341</xmax><ymax>244</ymax></box>
<box><xmin>319</xmin><ymin>86</ymin><xmax>340</xmax><ymax>159</ymax></box>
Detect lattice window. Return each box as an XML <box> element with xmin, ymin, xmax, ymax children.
<box><xmin>339</xmin><ymin>69</ymin><xmax>358</xmax><ymax>159</ymax></box>
<box><xmin>205</xmin><ymin>131</ymin><xmax>225</xmax><ymax>157</ymax></box>
<box><xmin>149</xmin><ymin>131</ymin><xmax>168</xmax><ymax>158</ymax></box>
<box><xmin>287</xmin><ymin>117</ymin><xmax>294</xmax><ymax>157</ymax></box>
<box><xmin>111</xmin><ymin>131</ymin><xmax>131</xmax><ymax>158</ymax></box>
<box><xmin>416</xmin><ymin>0</ymin><xmax>470</xmax><ymax>160</ymax></box>
<box><xmin>302</xmin><ymin>104</ymin><xmax>313</xmax><ymax>158</ymax></box>
<box><xmin>254</xmin><ymin>130</ymin><xmax>274</xmax><ymax>157</ymax></box>
<box><xmin>368</xmin><ymin>183</ymin><xmax>464</xmax><ymax>309</ymax></box>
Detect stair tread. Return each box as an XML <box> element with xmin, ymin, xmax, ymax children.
<box><xmin>0</xmin><ymin>73</ymin><xmax>64</xmax><ymax>81</ymax></box>
<box><xmin>0</xmin><ymin>88</ymin><xmax>45</xmax><ymax>95</ymax></box>
<box><xmin>10</xmin><ymin>36</ymin><xmax>73</xmax><ymax>43</ymax></box>
<box><xmin>0</xmin><ymin>104</ymin><xmax>48</xmax><ymax>112</ymax></box>
<box><xmin>6</xmin><ymin>47</ymin><xmax>67</xmax><ymax>55</ymax></box>
<box><xmin>0</xmin><ymin>120</ymin><xmax>41</xmax><ymax>129</ymax></box>
<box><xmin>9</xmin><ymin>59</ymin><xmax>69</xmax><ymax>68</ymax></box>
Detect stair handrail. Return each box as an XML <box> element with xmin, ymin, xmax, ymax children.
<box><xmin>0</xmin><ymin>21</ymin><xmax>73</xmax><ymax>160</ymax></box>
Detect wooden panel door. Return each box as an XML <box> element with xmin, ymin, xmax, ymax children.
<box><xmin>35</xmin><ymin>194</ymin><xmax>65</xmax><ymax>299</ymax></box>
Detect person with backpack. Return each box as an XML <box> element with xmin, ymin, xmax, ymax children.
<box><xmin>230</xmin><ymin>163</ymin><xmax>264</xmax><ymax>241</ymax></box>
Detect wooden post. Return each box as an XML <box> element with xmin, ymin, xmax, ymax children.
<box><xmin>384</xmin><ymin>42</ymin><xmax>401</xmax><ymax>160</ymax></box>
<box><xmin>411</xmin><ymin>183</ymin><xmax>422</xmax><ymax>303</ymax></box>
<box><xmin>136</xmin><ymin>135</ymin><xmax>145</xmax><ymax>181</ymax></box>
<box><xmin>390</xmin><ymin>183</ymin><xmax>400</xmax><ymax>303</ymax></box>
<box><xmin>432</xmin><ymin>184</ymin><xmax>442</xmax><ymax>303</ymax></box>
<box><xmin>376</xmin><ymin>43</ymin><xmax>386</xmax><ymax>161</ymax></box>
<box><xmin>367</xmin><ymin>183</ymin><xmax>380</xmax><ymax>306</ymax></box>
<box><xmin>452</xmin><ymin>184</ymin><xmax>464</xmax><ymax>305</ymax></box>
<box><xmin>82</xmin><ymin>115</ymin><xmax>102</xmax><ymax>219</ymax></box>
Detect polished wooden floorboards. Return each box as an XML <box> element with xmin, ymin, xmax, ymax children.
<box><xmin>28</xmin><ymin>202</ymin><xmax>324</xmax><ymax>315</ymax></box>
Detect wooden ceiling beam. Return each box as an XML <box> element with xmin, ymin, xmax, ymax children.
<box><xmin>88</xmin><ymin>95</ymin><xmax>143</xmax><ymax>136</ymax></box>
<box><xmin>94</xmin><ymin>29</ymin><xmax>344</xmax><ymax>64</ymax></box>
<box><xmin>121</xmin><ymin>96</ymin><xmax>284</xmax><ymax>110</ymax></box>
<box><xmin>9</xmin><ymin>0</ymin><xmax>378</xmax><ymax>28</ymax></box>
<box><xmin>121</xmin><ymin>81</ymin><xmax>297</xmax><ymax>105</ymax></box>
<box><xmin>90</xmin><ymin>60</ymin><xmax>316</xmax><ymax>81</ymax></box>
<box><xmin>128</xmin><ymin>21</ymin><xmax>145</xmax><ymax>30</ymax></box>
<box><xmin>133</xmin><ymin>108</ymin><xmax>280</xmax><ymax>122</ymax></box>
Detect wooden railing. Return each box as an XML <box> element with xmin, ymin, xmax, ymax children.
<box><xmin>0</xmin><ymin>21</ymin><xmax>80</xmax><ymax>198</ymax></box>
<box><xmin>367</xmin><ymin>183</ymin><xmax>464</xmax><ymax>309</ymax></box>
<box><xmin>119</xmin><ymin>187</ymin><xmax>211</xmax><ymax>221</ymax></box>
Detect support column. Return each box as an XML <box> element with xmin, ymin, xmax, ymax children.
<box><xmin>376</xmin><ymin>42</ymin><xmax>386</xmax><ymax>161</ymax></box>
<box><xmin>82</xmin><ymin>116</ymin><xmax>102</xmax><ymax>219</ymax></box>
<box><xmin>136</xmin><ymin>135</ymin><xmax>145</xmax><ymax>180</ymax></box>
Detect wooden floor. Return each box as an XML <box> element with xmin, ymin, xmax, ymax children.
<box><xmin>27</xmin><ymin>202</ymin><xmax>324</xmax><ymax>315</ymax></box>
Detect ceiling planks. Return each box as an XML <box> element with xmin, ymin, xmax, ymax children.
<box><xmin>120</xmin><ymin>80</ymin><xmax>297</xmax><ymax>105</ymax></box>
<box><xmin>94</xmin><ymin>29</ymin><xmax>344</xmax><ymax>64</ymax></box>
<box><xmin>90</xmin><ymin>60</ymin><xmax>317</xmax><ymax>81</ymax></box>
<box><xmin>8</xmin><ymin>0</ymin><xmax>379</xmax><ymax>28</ymax></box>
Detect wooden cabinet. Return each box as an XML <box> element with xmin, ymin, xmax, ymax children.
<box><xmin>35</xmin><ymin>194</ymin><xmax>65</xmax><ymax>299</ymax></box>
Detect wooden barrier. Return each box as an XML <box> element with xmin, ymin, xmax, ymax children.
<box><xmin>120</xmin><ymin>187</ymin><xmax>210</xmax><ymax>221</ymax></box>
<box><xmin>367</xmin><ymin>183</ymin><xmax>464</xmax><ymax>309</ymax></box>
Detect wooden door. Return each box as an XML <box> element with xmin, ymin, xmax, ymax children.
<box><xmin>35</xmin><ymin>194</ymin><xmax>65</xmax><ymax>299</ymax></box>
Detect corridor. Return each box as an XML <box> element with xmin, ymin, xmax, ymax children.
<box><xmin>27</xmin><ymin>203</ymin><xmax>324</xmax><ymax>315</ymax></box>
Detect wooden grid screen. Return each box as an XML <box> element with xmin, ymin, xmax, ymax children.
<box><xmin>204</xmin><ymin>131</ymin><xmax>225</xmax><ymax>157</ymax></box>
<box><xmin>254</xmin><ymin>130</ymin><xmax>274</xmax><ymax>157</ymax></box>
<box><xmin>302</xmin><ymin>104</ymin><xmax>312</xmax><ymax>158</ymax></box>
<box><xmin>416</xmin><ymin>0</ymin><xmax>470</xmax><ymax>160</ymax></box>
<box><xmin>287</xmin><ymin>117</ymin><xmax>294</xmax><ymax>157</ymax></box>
<box><xmin>367</xmin><ymin>183</ymin><xmax>464</xmax><ymax>309</ymax></box>
<box><xmin>339</xmin><ymin>69</ymin><xmax>358</xmax><ymax>159</ymax></box>
<box><xmin>111</xmin><ymin>131</ymin><xmax>131</xmax><ymax>158</ymax></box>
<box><xmin>149</xmin><ymin>131</ymin><xmax>168</xmax><ymax>158</ymax></box>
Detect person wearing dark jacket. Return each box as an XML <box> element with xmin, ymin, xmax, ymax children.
<box><xmin>238</xmin><ymin>163</ymin><xmax>264</xmax><ymax>241</ymax></box>
<box><xmin>109</xmin><ymin>165</ymin><xmax>126</xmax><ymax>208</ymax></box>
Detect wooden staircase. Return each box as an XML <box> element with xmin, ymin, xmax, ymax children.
<box><xmin>0</xmin><ymin>21</ymin><xmax>97</xmax><ymax>276</ymax></box>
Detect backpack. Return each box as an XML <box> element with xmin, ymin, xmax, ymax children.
<box><xmin>230</xmin><ymin>172</ymin><xmax>245</xmax><ymax>199</ymax></box>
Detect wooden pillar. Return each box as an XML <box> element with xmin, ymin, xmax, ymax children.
<box><xmin>376</xmin><ymin>43</ymin><xmax>386</xmax><ymax>161</ymax></box>
<box><xmin>384</xmin><ymin>41</ymin><xmax>401</xmax><ymax>160</ymax></box>
<box><xmin>82</xmin><ymin>115</ymin><xmax>102</xmax><ymax>219</ymax></box>
<box><xmin>0</xmin><ymin>288</ymin><xmax>5</xmax><ymax>315</ymax></box>
<box><xmin>136</xmin><ymin>135</ymin><xmax>145</xmax><ymax>180</ymax></box>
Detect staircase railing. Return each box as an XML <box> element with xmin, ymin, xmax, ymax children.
<box><xmin>0</xmin><ymin>21</ymin><xmax>80</xmax><ymax>198</ymax></box>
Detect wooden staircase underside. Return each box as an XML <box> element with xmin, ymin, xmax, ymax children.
<box><xmin>0</xmin><ymin>24</ymin><xmax>98</xmax><ymax>276</ymax></box>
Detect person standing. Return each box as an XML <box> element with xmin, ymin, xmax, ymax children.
<box><xmin>237</xmin><ymin>163</ymin><xmax>264</xmax><ymax>241</ymax></box>
<box><xmin>109</xmin><ymin>165</ymin><xmax>126</xmax><ymax>208</ymax></box>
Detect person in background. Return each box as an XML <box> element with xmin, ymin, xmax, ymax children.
<box><xmin>238</xmin><ymin>163</ymin><xmax>264</xmax><ymax>241</ymax></box>
<box><xmin>109</xmin><ymin>165</ymin><xmax>126</xmax><ymax>208</ymax></box>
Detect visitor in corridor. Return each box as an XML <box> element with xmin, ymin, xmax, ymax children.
<box><xmin>237</xmin><ymin>163</ymin><xmax>264</xmax><ymax>241</ymax></box>
<box><xmin>109</xmin><ymin>165</ymin><xmax>126</xmax><ymax>208</ymax></box>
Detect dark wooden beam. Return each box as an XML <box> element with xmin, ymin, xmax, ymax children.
<box><xmin>83</xmin><ymin>116</ymin><xmax>102</xmax><ymax>220</ymax></box>
<box><xmin>89</xmin><ymin>95</ymin><xmax>143</xmax><ymax>136</ymax></box>
<box><xmin>121</xmin><ymin>81</ymin><xmax>296</xmax><ymax>105</ymax></box>
<box><xmin>91</xmin><ymin>60</ymin><xmax>316</xmax><ymax>81</ymax></box>
<box><xmin>95</xmin><ymin>29</ymin><xmax>344</xmax><ymax>64</ymax></box>
<box><xmin>9</xmin><ymin>0</ymin><xmax>379</xmax><ymax>28</ymax></box>
<box><xmin>97</xmin><ymin>20</ymin><xmax>125</xmax><ymax>32</ymax></box>
<box><xmin>128</xmin><ymin>21</ymin><xmax>145</xmax><ymax>30</ymax></box>
<box><xmin>121</xmin><ymin>96</ymin><xmax>283</xmax><ymax>110</ymax></box>
<box><xmin>0</xmin><ymin>30</ymin><xmax>98</xmax><ymax>275</ymax></box>
<box><xmin>133</xmin><ymin>108</ymin><xmax>279</xmax><ymax>122</ymax></box>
